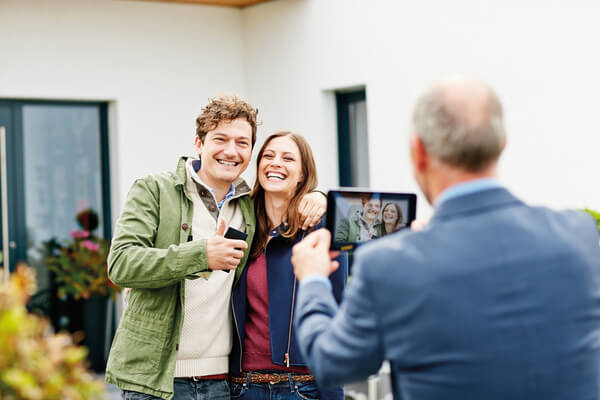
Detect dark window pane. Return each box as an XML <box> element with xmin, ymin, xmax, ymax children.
<box><xmin>337</xmin><ymin>90</ymin><xmax>369</xmax><ymax>187</ymax></box>
<box><xmin>348</xmin><ymin>99</ymin><xmax>369</xmax><ymax>187</ymax></box>
<box><xmin>22</xmin><ymin>104</ymin><xmax>104</xmax><ymax>294</ymax></box>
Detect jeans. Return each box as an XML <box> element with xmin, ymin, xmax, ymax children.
<box><xmin>121</xmin><ymin>378</ymin><xmax>230</xmax><ymax>400</ymax></box>
<box><xmin>229</xmin><ymin>373</ymin><xmax>343</xmax><ymax>400</ymax></box>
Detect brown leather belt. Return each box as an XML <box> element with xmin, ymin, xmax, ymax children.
<box><xmin>229</xmin><ymin>373</ymin><xmax>315</xmax><ymax>384</ymax></box>
<box><xmin>178</xmin><ymin>374</ymin><xmax>228</xmax><ymax>381</ymax></box>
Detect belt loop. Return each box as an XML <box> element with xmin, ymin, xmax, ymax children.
<box><xmin>244</xmin><ymin>372</ymin><xmax>251</xmax><ymax>388</ymax></box>
<box><xmin>287</xmin><ymin>373</ymin><xmax>295</xmax><ymax>392</ymax></box>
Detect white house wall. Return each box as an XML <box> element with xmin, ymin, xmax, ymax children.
<box><xmin>1</xmin><ymin>0</ymin><xmax>598</xmax><ymax>222</ymax></box>
<box><xmin>0</xmin><ymin>0</ymin><xmax>246</xmax><ymax>223</ymax></box>
<box><xmin>243</xmin><ymin>0</ymin><xmax>600</xmax><ymax>217</ymax></box>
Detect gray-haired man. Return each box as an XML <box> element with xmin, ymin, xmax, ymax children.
<box><xmin>291</xmin><ymin>77</ymin><xmax>600</xmax><ymax>400</ymax></box>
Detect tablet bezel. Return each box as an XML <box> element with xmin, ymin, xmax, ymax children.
<box><xmin>326</xmin><ymin>188</ymin><xmax>417</xmax><ymax>251</ymax></box>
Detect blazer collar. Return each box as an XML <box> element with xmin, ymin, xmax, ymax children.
<box><xmin>431</xmin><ymin>187</ymin><xmax>523</xmax><ymax>223</ymax></box>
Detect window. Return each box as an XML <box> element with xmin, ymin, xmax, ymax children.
<box><xmin>0</xmin><ymin>100</ymin><xmax>111</xmax><ymax>306</ymax></box>
<box><xmin>336</xmin><ymin>89</ymin><xmax>369</xmax><ymax>187</ymax></box>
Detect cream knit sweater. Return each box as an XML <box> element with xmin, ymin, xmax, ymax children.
<box><xmin>174</xmin><ymin>161</ymin><xmax>247</xmax><ymax>377</ymax></box>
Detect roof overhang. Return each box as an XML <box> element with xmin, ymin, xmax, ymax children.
<box><xmin>130</xmin><ymin>0</ymin><xmax>274</xmax><ymax>8</ymax></box>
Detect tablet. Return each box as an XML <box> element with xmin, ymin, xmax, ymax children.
<box><xmin>326</xmin><ymin>189</ymin><xmax>417</xmax><ymax>251</ymax></box>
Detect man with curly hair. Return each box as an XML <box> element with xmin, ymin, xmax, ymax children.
<box><xmin>105</xmin><ymin>95</ymin><xmax>325</xmax><ymax>400</ymax></box>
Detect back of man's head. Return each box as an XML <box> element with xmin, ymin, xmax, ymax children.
<box><xmin>412</xmin><ymin>77</ymin><xmax>506</xmax><ymax>172</ymax></box>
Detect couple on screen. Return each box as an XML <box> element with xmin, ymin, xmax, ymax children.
<box><xmin>334</xmin><ymin>194</ymin><xmax>405</xmax><ymax>243</ymax></box>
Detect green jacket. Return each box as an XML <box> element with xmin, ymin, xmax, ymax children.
<box><xmin>105</xmin><ymin>157</ymin><xmax>255</xmax><ymax>399</ymax></box>
<box><xmin>334</xmin><ymin>210</ymin><xmax>382</xmax><ymax>242</ymax></box>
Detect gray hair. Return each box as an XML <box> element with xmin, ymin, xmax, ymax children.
<box><xmin>412</xmin><ymin>79</ymin><xmax>506</xmax><ymax>172</ymax></box>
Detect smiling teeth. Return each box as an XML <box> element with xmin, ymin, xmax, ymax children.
<box><xmin>218</xmin><ymin>160</ymin><xmax>238</xmax><ymax>166</ymax></box>
<box><xmin>267</xmin><ymin>172</ymin><xmax>285</xmax><ymax>180</ymax></box>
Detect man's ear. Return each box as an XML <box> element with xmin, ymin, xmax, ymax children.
<box><xmin>500</xmin><ymin>133</ymin><xmax>507</xmax><ymax>153</ymax></box>
<box><xmin>194</xmin><ymin>136</ymin><xmax>203</xmax><ymax>156</ymax></box>
<box><xmin>410</xmin><ymin>134</ymin><xmax>428</xmax><ymax>173</ymax></box>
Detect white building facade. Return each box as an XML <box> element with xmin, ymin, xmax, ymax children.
<box><xmin>2</xmin><ymin>0</ymin><xmax>598</xmax><ymax>221</ymax></box>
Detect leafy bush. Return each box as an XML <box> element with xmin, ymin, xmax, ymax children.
<box><xmin>46</xmin><ymin>209</ymin><xmax>120</xmax><ymax>301</ymax></box>
<box><xmin>0</xmin><ymin>264</ymin><xmax>105</xmax><ymax>399</ymax></box>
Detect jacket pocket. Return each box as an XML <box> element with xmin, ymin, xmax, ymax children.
<box><xmin>108</xmin><ymin>311</ymin><xmax>168</xmax><ymax>375</ymax></box>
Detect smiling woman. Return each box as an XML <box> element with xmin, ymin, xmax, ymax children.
<box><xmin>229</xmin><ymin>131</ymin><xmax>347</xmax><ymax>400</ymax></box>
<box><xmin>259</xmin><ymin>136</ymin><xmax>303</xmax><ymax>196</ymax></box>
<box><xmin>381</xmin><ymin>202</ymin><xmax>404</xmax><ymax>236</ymax></box>
<box><xmin>251</xmin><ymin>132</ymin><xmax>317</xmax><ymax>259</ymax></box>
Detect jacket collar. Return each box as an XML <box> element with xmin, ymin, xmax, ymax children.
<box><xmin>174</xmin><ymin>156</ymin><xmax>252</xmax><ymax>197</ymax></box>
<box><xmin>431</xmin><ymin>187</ymin><xmax>523</xmax><ymax>223</ymax></box>
<box><xmin>231</xmin><ymin>179</ymin><xmax>252</xmax><ymax>197</ymax></box>
<box><xmin>174</xmin><ymin>156</ymin><xmax>189</xmax><ymax>187</ymax></box>
<box><xmin>269</xmin><ymin>222</ymin><xmax>312</xmax><ymax>244</ymax></box>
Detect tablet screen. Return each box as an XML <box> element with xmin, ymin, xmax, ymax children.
<box><xmin>327</xmin><ymin>190</ymin><xmax>417</xmax><ymax>251</ymax></box>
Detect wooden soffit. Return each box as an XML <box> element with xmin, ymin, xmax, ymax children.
<box><xmin>131</xmin><ymin>0</ymin><xmax>274</xmax><ymax>8</ymax></box>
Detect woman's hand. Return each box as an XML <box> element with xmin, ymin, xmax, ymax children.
<box><xmin>298</xmin><ymin>191</ymin><xmax>327</xmax><ymax>230</ymax></box>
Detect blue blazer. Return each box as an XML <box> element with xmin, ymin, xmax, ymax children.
<box><xmin>295</xmin><ymin>187</ymin><xmax>600</xmax><ymax>400</ymax></box>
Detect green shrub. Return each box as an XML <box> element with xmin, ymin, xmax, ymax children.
<box><xmin>46</xmin><ymin>209</ymin><xmax>120</xmax><ymax>301</ymax></box>
<box><xmin>0</xmin><ymin>265</ymin><xmax>105</xmax><ymax>399</ymax></box>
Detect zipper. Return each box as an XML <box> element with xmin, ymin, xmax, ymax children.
<box><xmin>231</xmin><ymin>295</ymin><xmax>243</xmax><ymax>373</ymax></box>
<box><xmin>264</xmin><ymin>231</ymin><xmax>294</xmax><ymax>368</ymax></box>
<box><xmin>284</xmin><ymin>231</ymin><xmax>307</xmax><ymax>367</ymax></box>
<box><xmin>284</xmin><ymin>275</ymin><xmax>297</xmax><ymax>367</ymax></box>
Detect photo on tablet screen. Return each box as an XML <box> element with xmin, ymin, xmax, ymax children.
<box><xmin>326</xmin><ymin>190</ymin><xmax>417</xmax><ymax>251</ymax></box>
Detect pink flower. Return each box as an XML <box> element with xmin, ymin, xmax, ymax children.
<box><xmin>70</xmin><ymin>229</ymin><xmax>90</xmax><ymax>239</ymax></box>
<box><xmin>80</xmin><ymin>240</ymin><xmax>100</xmax><ymax>252</ymax></box>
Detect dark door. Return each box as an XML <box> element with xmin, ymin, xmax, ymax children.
<box><xmin>0</xmin><ymin>100</ymin><xmax>111</xmax><ymax>310</ymax></box>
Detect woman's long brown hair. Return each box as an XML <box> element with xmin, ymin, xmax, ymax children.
<box><xmin>381</xmin><ymin>202</ymin><xmax>404</xmax><ymax>236</ymax></box>
<box><xmin>250</xmin><ymin>131</ymin><xmax>318</xmax><ymax>260</ymax></box>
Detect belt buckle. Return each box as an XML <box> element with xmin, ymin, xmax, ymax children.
<box><xmin>268</xmin><ymin>373</ymin><xmax>281</xmax><ymax>384</ymax></box>
<box><xmin>192</xmin><ymin>376</ymin><xmax>199</xmax><ymax>382</ymax></box>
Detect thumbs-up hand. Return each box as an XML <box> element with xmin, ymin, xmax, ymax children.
<box><xmin>207</xmin><ymin>217</ymin><xmax>248</xmax><ymax>271</ymax></box>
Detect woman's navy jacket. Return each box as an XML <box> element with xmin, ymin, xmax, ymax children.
<box><xmin>230</xmin><ymin>221</ymin><xmax>348</xmax><ymax>390</ymax></box>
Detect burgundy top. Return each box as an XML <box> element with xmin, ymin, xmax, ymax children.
<box><xmin>242</xmin><ymin>252</ymin><xmax>310</xmax><ymax>373</ymax></box>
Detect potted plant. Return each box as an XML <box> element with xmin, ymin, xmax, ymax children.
<box><xmin>0</xmin><ymin>264</ymin><xmax>105</xmax><ymax>399</ymax></box>
<box><xmin>45</xmin><ymin>209</ymin><xmax>120</xmax><ymax>372</ymax></box>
